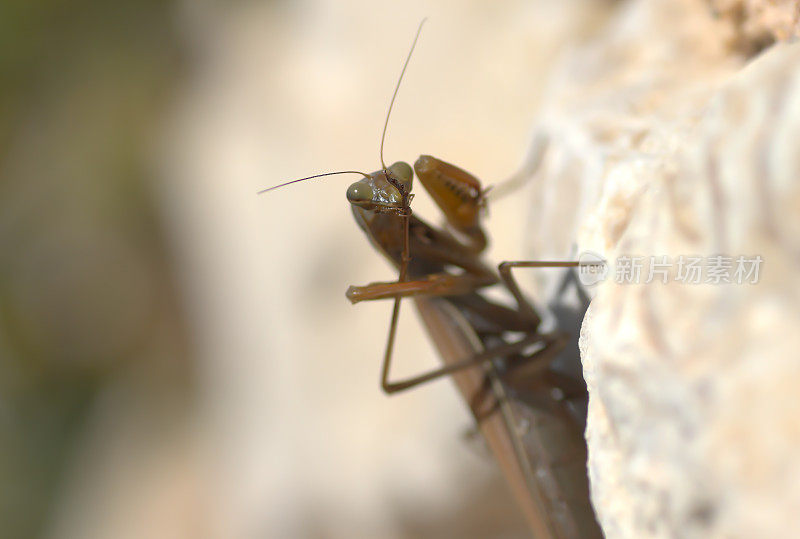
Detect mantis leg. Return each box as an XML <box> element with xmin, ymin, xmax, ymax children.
<box><xmin>371</xmin><ymin>261</ymin><xmax>584</xmax><ymax>395</ymax></box>
<box><xmin>498</xmin><ymin>260</ymin><xmax>581</xmax><ymax>330</ymax></box>
<box><xmin>469</xmin><ymin>331</ymin><xmax>567</xmax><ymax>419</ymax></box>
<box><xmin>380</xmin><ymin>298</ymin><xmax>559</xmax><ymax>393</ymax></box>
<box><xmin>346</xmin><ymin>272</ymin><xmax>495</xmax><ymax>303</ymax></box>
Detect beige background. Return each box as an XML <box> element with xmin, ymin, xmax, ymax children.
<box><xmin>30</xmin><ymin>1</ymin><xmax>604</xmax><ymax>537</ymax></box>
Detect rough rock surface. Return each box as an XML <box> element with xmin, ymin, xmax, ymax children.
<box><xmin>527</xmin><ymin>0</ymin><xmax>800</xmax><ymax>536</ymax></box>
<box><xmin>709</xmin><ymin>0</ymin><xmax>800</xmax><ymax>51</ymax></box>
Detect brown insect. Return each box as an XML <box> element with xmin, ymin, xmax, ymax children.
<box><xmin>261</xmin><ymin>20</ymin><xmax>602</xmax><ymax>538</ymax></box>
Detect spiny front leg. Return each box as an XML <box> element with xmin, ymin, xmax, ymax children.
<box><xmin>414</xmin><ymin>155</ymin><xmax>488</xmax><ymax>253</ymax></box>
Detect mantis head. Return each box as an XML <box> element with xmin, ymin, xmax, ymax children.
<box><xmin>346</xmin><ymin>161</ymin><xmax>413</xmax><ymax>214</ymax></box>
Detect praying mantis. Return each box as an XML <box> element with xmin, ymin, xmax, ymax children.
<box><xmin>262</xmin><ymin>20</ymin><xmax>602</xmax><ymax>539</ymax></box>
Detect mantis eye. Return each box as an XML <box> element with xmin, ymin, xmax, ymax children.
<box><xmin>388</xmin><ymin>161</ymin><xmax>413</xmax><ymax>191</ymax></box>
<box><xmin>346</xmin><ymin>182</ymin><xmax>374</xmax><ymax>204</ymax></box>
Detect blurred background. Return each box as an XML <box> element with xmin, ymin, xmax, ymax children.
<box><xmin>0</xmin><ymin>0</ymin><xmax>605</xmax><ymax>537</ymax></box>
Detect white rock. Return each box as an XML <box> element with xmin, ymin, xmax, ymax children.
<box><xmin>528</xmin><ymin>0</ymin><xmax>800</xmax><ymax>536</ymax></box>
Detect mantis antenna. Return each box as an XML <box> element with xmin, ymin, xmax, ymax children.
<box><xmin>379</xmin><ymin>18</ymin><xmax>427</xmax><ymax>171</ymax></box>
<box><xmin>257</xmin><ymin>170</ymin><xmax>371</xmax><ymax>194</ymax></box>
<box><xmin>260</xmin><ymin>18</ymin><xmax>427</xmax><ymax>195</ymax></box>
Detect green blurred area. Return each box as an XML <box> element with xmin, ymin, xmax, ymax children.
<box><xmin>0</xmin><ymin>1</ymin><xmax>191</xmax><ymax>536</ymax></box>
